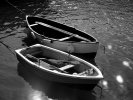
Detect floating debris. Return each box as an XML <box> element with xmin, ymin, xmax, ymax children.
<box><xmin>3</xmin><ymin>22</ymin><xmax>11</xmax><ymax>26</ymax></box>
<box><xmin>126</xmin><ymin>36</ymin><xmax>133</xmax><ymax>41</ymax></box>
<box><xmin>73</xmin><ymin>6</ymin><xmax>78</xmax><ymax>9</ymax></box>
<box><xmin>123</xmin><ymin>61</ymin><xmax>130</xmax><ymax>67</ymax></box>
<box><xmin>15</xmin><ymin>16</ymin><xmax>20</xmax><ymax>19</ymax></box>
<box><xmin>122</xmin><ymin>60</ymin><xmax>132</xmax><ymax>70</ymax></box>
<box><xmin>102</xmin><ymin>80</ymin><xmax>109</xmax><ymax>90</ymax></box>
<box><xmin>116</xmin><ymin>75</ymin><xmax>124</xmax><ymax>84</ymax></box>
<box><xmin>0</xmin><ymin>28</ymin><xmax>12</xmax><ymax>34</ymax></box>
<box><xmin>107</xmin><ymin>44</ymin><xmax>112</xmax><ymax>50</ymax></box>
<box><xmin>51</xmin><ymin>1</ymin><xmax>56</xmax><ymax>5</ymax></box>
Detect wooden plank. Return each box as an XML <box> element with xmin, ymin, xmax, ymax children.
<box><xmin>26</xmin><ymin>54</ymin><xmax>68</xmax><ymax>73</ymax></box>
<box><xmin>59</xmin><ymin>64</ymin><xmax>74</xmax><ymax>71</ymax></box>
<box><xmin>35</xmin><ymin>21</ymin><xmax>90</xmax><ymax>42</ymax></box>
<box><xmin>30</xmin><ymin>23</ymin><xmax>38</xmax><ymax>27</ymax></box>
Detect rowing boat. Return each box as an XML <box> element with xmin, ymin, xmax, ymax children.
<box><xmin>15</xmin><ymin>44</ymin><xmax>103</xmax><ymax>90</ymax></box>
<box><xmin>26</xmin><ymin>15</ymin><xmax>99</xmax><ymax>55</ymax></box>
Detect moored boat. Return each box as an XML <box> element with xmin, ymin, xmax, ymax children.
<box><xmin>15</xmin><ymin>44</ymin><xmax>103</xmax><ymax>90</ymax></box>
<box><xmin>26</xmin><ymin>15</ymin><xmax>99</xmax><ymax>55</ymax></box>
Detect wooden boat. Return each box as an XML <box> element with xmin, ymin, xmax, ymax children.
<box><xmin>15</xmin><ymin>44</ymin><xmax>103</xmax><ymax>90</ymax></box>
<box><xmin>26</xmin><ymin>15</ymin><xmax>99</xmax><ymax>54</ymax></box>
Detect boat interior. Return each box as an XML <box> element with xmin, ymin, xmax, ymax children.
<box><xmin>21</xmin><ymin>46</ymin><xmax>98</xmax><ymax>76</ymax></box>
<box><xmin>27</xmin><ymin>16</ymin><xmax>96</xmax><ymax>42</ymax></box>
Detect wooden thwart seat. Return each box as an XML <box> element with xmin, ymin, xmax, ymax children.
<box><xmin>26</xmin><ymin>54</ymin><xmax>82</xmax><ymax>74</ymax></box>
<box><xmin>30</xmin><ymin>23</ymin><xmax>38</xmax><ymax>27</ymax></box>
<box><xmin>78</xmin><ymin>68</ymin><xmax>94</xmax><ymax>76</ymax></box>
<box><xmin>35</xmin><ymin>21</ymin><xmax>90</xmax><ymax>42</ymax></box>
<box><xmin>59</xmin><ymin>64</ymin><xmax>75</xmax><ymax>71</ymax></box>
<box><xmin>35</xmin><ymin>21</ymin><xmax>51</xmax><ymax>27</ymax></box>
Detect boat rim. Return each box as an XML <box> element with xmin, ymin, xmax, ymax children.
<box><xmin>15</xmin><ymin>44</ymin><xmax>103</xmax><ymax>79</ymax></box>
<box><xmin>26</xmin><ymin>15</ymin><xmax>99</xmax><ymax>43</ymax></box>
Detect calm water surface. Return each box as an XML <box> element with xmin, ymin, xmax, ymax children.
<box><xmin>0</xmin><ymin>0</ymin><xmax>133</xmax><ymax>100</ymax></box>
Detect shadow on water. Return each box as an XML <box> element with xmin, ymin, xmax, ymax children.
<box><xmin>22</xmin><ymin>35</ymin><xmax>38</xmax><ymax>46</ymax></box>
<box><xmin>72</xmin><ymin>52</ymin><xmax>97</xmax><ymax>64</ymax></box>
<box><xmin>7</xmin><ymin>0</ymin><xmax>53</xmax><ymax>17</ymax></box>
<box><xmin>17</xmin><ymin>62</ymin><xmax>98</xmax><ymax>100</ymax></box>
<box><xmin>22</xmin><ymin>28</ymin><xmax>39</xmax><ymax>46</ymax></box>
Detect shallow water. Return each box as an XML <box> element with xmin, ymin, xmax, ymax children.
<box><xmin>0</xmin><ymin>0</ymin><xmax>133</xmax><ymax>100</ymax></box>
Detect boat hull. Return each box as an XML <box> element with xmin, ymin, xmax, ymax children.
<box><xmin>34</xmin><ymin>33</ymin><xmax>99</xmax><ymax>53</ymax></box>
<box><xmin>18</xmin><ymin>62</ymin><xmax>97</xmax><ymax>91</ymax></box>
<box><xmin>15</xmin><ymin>44</ymin><xmax>103</xmax><ymax>90</ymax></box>
<box><xmin>26</xmin><ymin>15</ymin><xmax>99</xmax><ymax>55</ymax></box>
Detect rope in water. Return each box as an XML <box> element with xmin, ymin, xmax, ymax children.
<box><xmin>0</xmin><ymin>41</ymin><xmax>16</xmax><ymax>56</ymax></box>
<box><xmin>6</xmin><ymin>0</ymin><xmax>26</xmax><ymax>15</ymax></box>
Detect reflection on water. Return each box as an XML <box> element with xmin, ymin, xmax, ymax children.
<box><xmin>17</xmin><ymin>63</ymin><xmax>100</xmax><ymax>100</ymax></box>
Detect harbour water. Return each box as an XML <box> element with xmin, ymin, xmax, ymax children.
<box><xmin>0</xmin><ymin>0</ymin><xmax>133</xmax><ymax>100</ymax></box>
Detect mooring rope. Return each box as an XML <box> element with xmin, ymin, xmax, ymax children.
<box><xmin>6</xmin><ymin>0</ymin><xmax>26</xmax><ymax>15</ymax></box>
<box><xmin>3</xmin><ymin>0</ymin><xmax>27</xmax><ymax>56</ymax></box>
<box><xmin>0</xmin><ymin>41</ymin><xmax>16</xmax><ymax>56</ymax></box>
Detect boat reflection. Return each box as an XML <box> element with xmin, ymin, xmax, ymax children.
<box><xmin>17</xmin><ymin>62</ymin><xmax>101</xmax><ymax>100</ymax></box>
<box><xmin>27</xmin><ymin>90</ymin><xmax>48</xmax><ymax>100</ymax></box>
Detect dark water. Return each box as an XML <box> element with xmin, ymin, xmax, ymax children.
<box><xmin>0</xmin><ymin>0</ymin><xmax>133</xmax><ymax>100</ymax></box>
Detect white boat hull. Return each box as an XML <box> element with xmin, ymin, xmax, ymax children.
<box><xmin>34</xmin><ymin>33</ymin><xmax>99</xmax><ymax>53</ymax></box>
<box><xmin>15</xmin><ymin>44</ymin><xmax>103</xmax><ymax>90</ymax></box>
<box><xmin>26</xmin><ymin>15</ymin><xmax>99</xmax><ymax>54</ymax></box>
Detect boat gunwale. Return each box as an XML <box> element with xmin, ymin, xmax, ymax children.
<box><xmin>15</xmin><ymin>44</ymin><xmax>103</xmax><ymax>79</ymax></box>
<box><xmin>35</xmin><ymin>33</ymin><xmax>99</xmax><ymax>44</ymax></box>
<box><xmin>26</xmin><ymin>15</ymin><xmax>99</xmax><ymax>44</ymax></box>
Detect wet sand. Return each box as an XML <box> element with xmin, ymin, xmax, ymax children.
<box><xmin>0</xmin><ymin>0</ymin><xmax>133</xmax><ymax>100</ymax></box>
